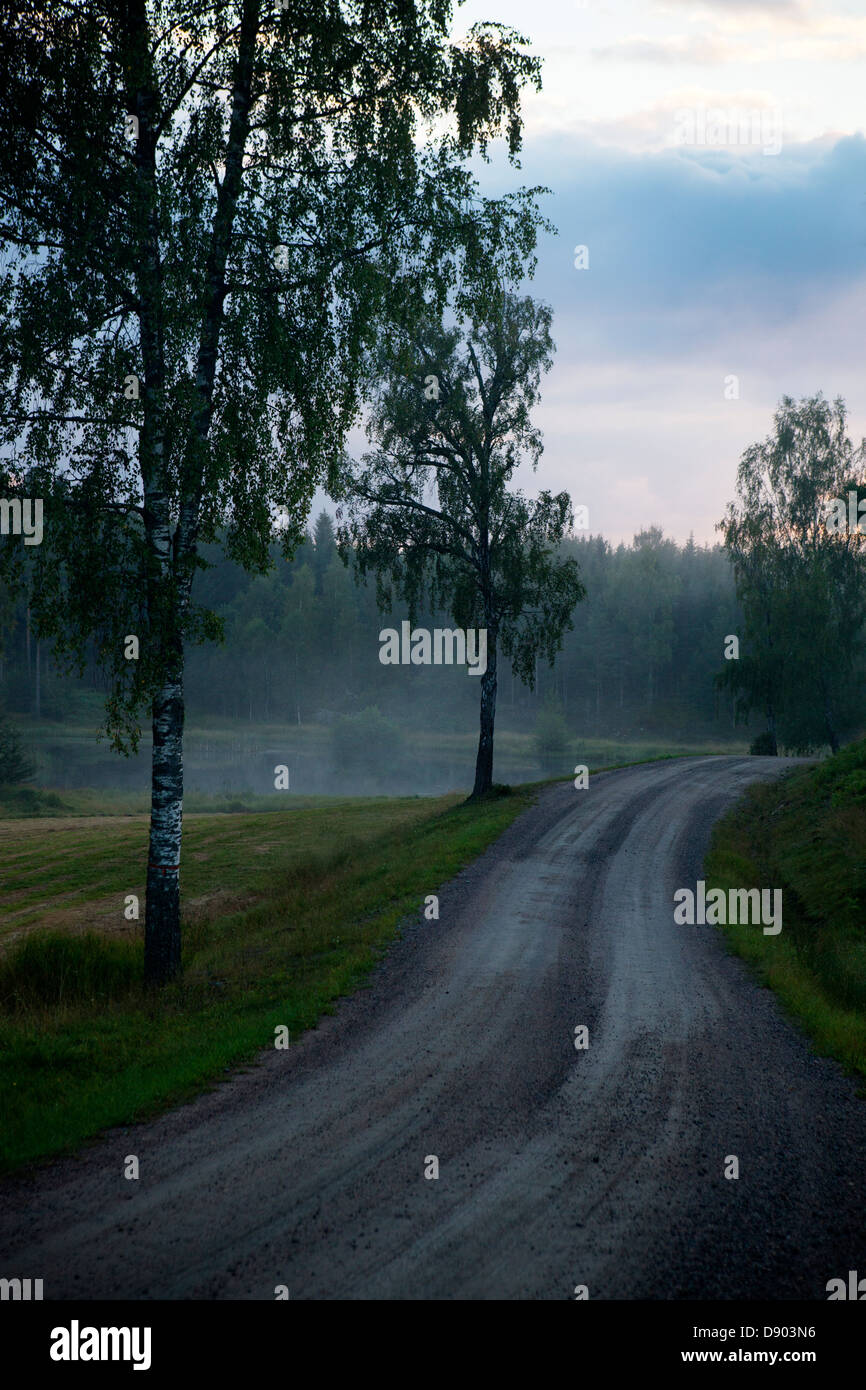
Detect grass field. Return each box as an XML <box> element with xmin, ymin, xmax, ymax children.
<box><xmin>0</xmin><ymin>787</ymin><xmax>539</xmax><ymax>1174</ymax></box>
<box><xmin>705</xmin><ymin>739</ymin><xmax>866</xmax><ymax>1084</ymax></box>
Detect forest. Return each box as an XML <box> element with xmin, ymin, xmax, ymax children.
<box><xmin>1</xmin><ymin>510</ymin><xmax>849</xmax><ymax>766</ymax></box>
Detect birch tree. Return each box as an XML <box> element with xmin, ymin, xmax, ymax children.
<box><xmin>337</xmin><ymin>291</ymin><xmax>585</xmax><ymax>797</ymax></box>
<box><xmin>0</xmin><ymin>0</ymin><xmax>542</xmax><ymax>980</ymax></box>
<box><xmin>718</xmin><ymin>394</ymin><xmax>866</xmax><ymax>754</ymax></box>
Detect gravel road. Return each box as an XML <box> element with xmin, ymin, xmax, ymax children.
<box><xmin>2</xmin><ymin>755</ymin><xmax>864</xmax><ymax>1300</ymax></box>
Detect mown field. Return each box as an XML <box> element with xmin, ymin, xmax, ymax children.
<box><xmin>705</xmin><ymin>738</ymin><xmax>866</xmax><ymax>1083</ymax></box>
<box><xmin>0</xmin><ymin>788</ymin><xmax>539</xmax><ymax>1174</ymax></box>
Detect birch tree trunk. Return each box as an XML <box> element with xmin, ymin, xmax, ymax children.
<box><xmin>145</xmin><ymin>652</ymin><xmax>184</xmax><ymax>982</ymax></box>
<box><xmin>471</xmin><ymin>624</ymin><xmax>497</xmax><ymax>798</ymax></box>
<box><xmin>132</xmin><ymin>0</ymin><xmax>258</xmax><ymax>982</ymax></box>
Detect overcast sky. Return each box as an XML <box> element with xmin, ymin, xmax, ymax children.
<box><xmin>329</xmin><ymin>0</ymin><xmax>866</xmax><ymax>547</ymax></box>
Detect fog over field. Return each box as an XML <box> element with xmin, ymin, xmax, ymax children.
<box><xmin>2</xmin><ymin>520</ymin><xmax>756</xmax><ymax>800</ymax></box>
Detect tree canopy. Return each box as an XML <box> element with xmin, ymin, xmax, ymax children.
<box><xmin>718</xmin><ymin>393</ymin><xmax>866</xmax><ymax>754</ymax></box>
<box><xmin>337</xmin><ymin>290</ymin><xmax>584</xmax><ymax>795</ymax></box>
<box><xmin>0</xmin><ymin>0</ymin><xmax>544</xmax><ymax>978</ymax></box>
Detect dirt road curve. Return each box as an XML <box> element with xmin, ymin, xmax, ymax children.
<box><xmin>2</xmin><ymin>756</ymin><xmax>865</xmax><ymax>1300</ymax></box>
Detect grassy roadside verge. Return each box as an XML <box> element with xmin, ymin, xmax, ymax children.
<box><xmin>0</xmin><ymin>787</ymin><xmax>537</xmax><ymax>1175</ymax></box>
<box><xmin>704</xmin><ymin>740</ymin><xmax>866</xmax><ymax>1083</ymax></box>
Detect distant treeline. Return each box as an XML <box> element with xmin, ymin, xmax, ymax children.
<box><xmin>2</xmin><ymin>514</ymin><xmax>759</xmax><ymax>744</ymax></box>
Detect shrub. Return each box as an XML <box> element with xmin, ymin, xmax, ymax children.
<box><xmin>749</xmin><ymin>730</ymin><xmax>777</xmax><ymax>756</ymax></box>
<box><xmin>829</xmin><ymin>768</ymin><xmax>866</xmax><ymax>808</ymax></box>
<box><xmin>0</xmin><ymin>786</ymin><xmax>65</xmax><ymax>816</ymax></box>
<box><xmin>0</xmin><ymin>718</ymin><xmax>35</xmax><ymax>784</ymax></box>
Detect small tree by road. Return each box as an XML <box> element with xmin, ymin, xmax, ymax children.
<box><xmin>337</xmin><ymin>290</ymin><xmax>585</xmax><ymax>797</ymax></box>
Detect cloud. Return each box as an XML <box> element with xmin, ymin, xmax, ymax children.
<box><xmin>656</xmin><ymin>1</ymin><xmax>866</xmax><ymax>51</ymax></box>
<box><xmin>659</xmin><ymin>0</ymin><xmax>806</xmax><ymax>12</ymax></box>
<box><xmin>654</xmin><ymin>0</ymin><xmax>813</xmax><ymax>35</ymax></box>
<box><xmin>526</xmin><ymin>131</ymin><xmax>866</xmax><ymax>332</ymax></box>
<box><xmin>554</xmin><ymin>88</ymin><xmax>790</xmax><ymax>155</ymax></box>
<box><xmin>472</xmin><ymin>130</ymin><xmax>866</xmax><ymax>543</ymax></box>
<box><xmin>591</xmin><ymin>24</ymin><xmax>866</xmax><ymax>68</ymax></box>
<box><xmin>594</xmin><ymin>35</ymin><xmax>734</xmax><ymax>64</ymax></box>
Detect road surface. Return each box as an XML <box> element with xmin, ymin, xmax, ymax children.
<box><xmin>2</xmin><ymin>755</ymin><xmax>865</xmax><ymax>1299</ymax></box>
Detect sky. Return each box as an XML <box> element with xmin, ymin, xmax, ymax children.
<box><xmin>327</xmin><ymin>0</ymin><xmax>866</xmax><ymax>547</ymax></box>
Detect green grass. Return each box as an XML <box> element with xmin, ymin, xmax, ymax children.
<box><xmin>0</xmin><ymin>743</ymin><xmax>754</xmax><ymax>1174</ymax></box>
<box><xmin>704</xmin><ymin>739</ymin><xmax>866</xmax><ymax>1082</ymax></box>
<box><xmin>0</xmin><ymin>787</ymin><xmax>538</xmax><ymax>1174</ymax></box>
